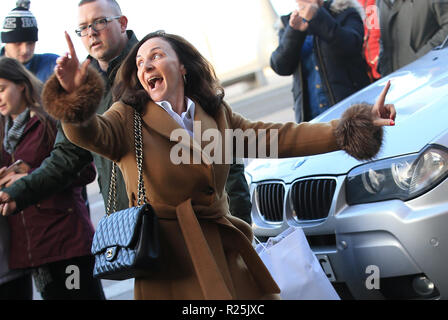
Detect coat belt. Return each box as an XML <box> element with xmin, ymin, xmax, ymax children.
<box><xmin>176</xmin><ymin>199</ymin><xmax>232</xmax><ymax>299</ymax></box>
<box><xmin>156</xmin><ymin>198</ymin><xmax>280</xmax><ymax>299</ymax></box>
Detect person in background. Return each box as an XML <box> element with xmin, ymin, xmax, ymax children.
<box><xmin>378</xmin><ymin>0</ymin><xmax>448</xmax><ymax>76</ymax></box>
<box><xmin>0</xmin><ymin>0</ymin><xmax>252</xmax><ymax>226</ymax></box>
<box><xmin>0</xmin><ymin>57</ymin><xmax>104</xmax><ymax>300</ymax></box>
<box><xmin>0</xmin><ymin>0</ymin><xmax>95</xmax><ymax>299</ymax></box>
<box><xmin>1</xmin><ymin>0</ymin><xmax>58</xmax><ymax>83</ymax></box>
<box><xmin>270</xmin><ymin>0</ymin><xmax>370</xmax><ymax>123</ymax></box>
<box><xmin>1</xmin><ymin>0</ymin><xmax>92</xmax><ymax>223</ymax></box>
<box><xmin>357</xmin><ymin>0</ymin><xmax>381</xmax><ymax>80</ymax></box>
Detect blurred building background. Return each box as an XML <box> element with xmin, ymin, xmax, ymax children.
<box><xmin>0</xmin><ymin>0</ymin><xmax>291</xmax><ymax>94</ymax></box>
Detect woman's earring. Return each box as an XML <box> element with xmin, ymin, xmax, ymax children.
<box><xmin>183</xmin><ymin>74</ymin><xmax>187</xmax><ymax>85</ymax></box>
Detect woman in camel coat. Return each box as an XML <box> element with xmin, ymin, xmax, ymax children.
<box><xmin>42</xmin><ymin>31</ymin><xmax>396</xmax><ymax>300</ymax></box>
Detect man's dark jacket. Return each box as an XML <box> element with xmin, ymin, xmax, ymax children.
<box><xmin>377</xmin><ymin>0</ymin><xmax>448</xmax><ymax>76</ymax></box>
<box><xmin>270</xmin><ymin>0</ymin><xmax>370</xmax><ymax>123</ymax></box>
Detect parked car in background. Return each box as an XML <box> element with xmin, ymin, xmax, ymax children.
<box><xmin>246</xmin><ymin>44</ymin><xmax>448</xmax><ymax>300</ymax></box>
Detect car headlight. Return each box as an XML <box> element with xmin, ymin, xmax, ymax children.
<box><xmin>347</xmin><ymin>145</ymin><xmax>448</xmax><ymax>204</ymax></box>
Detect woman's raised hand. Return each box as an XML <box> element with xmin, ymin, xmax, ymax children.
<box><xmin>372</xmin><ymin>80</ymin><xmax>396</xmax><ymax>127</ymax></box>
<box><xmin>54</xmin><ymin>31</ymin><xmax>91</xmax><ymax>93</ymax></box>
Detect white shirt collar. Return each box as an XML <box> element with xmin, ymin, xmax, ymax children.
<box><xmin>155</xmin><ymin>98</ymin><xmax>196</xmax><ymax>136</ymax></box>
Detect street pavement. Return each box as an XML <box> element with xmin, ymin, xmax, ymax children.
<box><xmin>32</xmin><ymin>74</ymin><xmax>294</xmax><ymax>300</ymax></box>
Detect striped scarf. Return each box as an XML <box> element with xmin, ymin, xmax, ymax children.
<box><xmin>3</xmin><ymin>109</ymin><xmax>30</xmax><ymax>155</ymax></box>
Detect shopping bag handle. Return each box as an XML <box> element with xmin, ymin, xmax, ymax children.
<box><xmin>254</xmin><ymin>236</ymin><xmax>267</xmax><ymax>251</ymax></box>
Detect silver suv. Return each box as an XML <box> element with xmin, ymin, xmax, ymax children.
<box><xmin>246</xmin><ymin>45</ymin><xmax>448</xmax><ymax>300</ymax></box>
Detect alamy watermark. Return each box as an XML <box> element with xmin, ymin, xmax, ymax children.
<box><xmin>170</xmin><ymin>121</ymin><xmax>279</xmax><ymax>165</ymax></box>
<box><xmin>364</xmin><ymin>5</ymin><xmax>380</xmax><ymax>30</ymax></box>
<box><xmin>365</xmin><ymin>265</ymin><xmax>380</xmax><ymax>290</ymax></box>
<box><xmin>362</xmin><ymin>2</ymin><xmax>448</xmax><ymax>30</ymax></box>
<box><xmin>65</xmin><ymin>265</ymin><xmax>80</xmax><ymax>290</ymax></box>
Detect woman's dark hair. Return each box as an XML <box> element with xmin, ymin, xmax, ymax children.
<box><xmin>0</xmin><ymin>57</ymin><xmax>55</xmax><ymax>153</ymax></box>
<box><xmin>113</xmin><ymin>31</ymin><xmax>224</xmax><ymax>117</ymax></box>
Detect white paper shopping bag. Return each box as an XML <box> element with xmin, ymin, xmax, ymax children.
<box><xmin>256</xmin><ymin>227</ymin><xmax>340</xmax><ymax>300</ymax></box>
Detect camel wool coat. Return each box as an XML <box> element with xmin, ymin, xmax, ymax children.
<box><xmin>42</xmin><ymin>68</ymin><xmax>382</xmax><ymax>300</ymax></box>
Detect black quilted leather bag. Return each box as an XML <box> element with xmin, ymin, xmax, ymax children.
<box><xmin>91</xmin><ymin>204</ymin><xmax>159</xmax><ymax>280</ymax></box>
<box><xmin>91</xmin><ymin>110</ymin><xmax>160</xmax><ymax>280</ymax></box>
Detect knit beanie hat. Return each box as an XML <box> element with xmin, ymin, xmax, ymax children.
<box><xmin>1</xmin><ymin>1</ymin><xmax>38</xmax><ymax>43</ymax></box>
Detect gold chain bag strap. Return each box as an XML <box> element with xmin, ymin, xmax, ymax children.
<box><xmin>91</xmin><ymin>110</ymin><xmax>160</xmax><ymax>280</ymax></box>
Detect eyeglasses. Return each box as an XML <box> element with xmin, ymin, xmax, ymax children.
<box><xmin>75</xmin><ymin>16</ymin><xmax>121</xmax><ymax>37</ymax></box>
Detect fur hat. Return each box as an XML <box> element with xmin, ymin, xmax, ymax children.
<box><xmin>1</xmin><ymin>1</ymin><xmax>38</xmax><ymax>43</ymax></box>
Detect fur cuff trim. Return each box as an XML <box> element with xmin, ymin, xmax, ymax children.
<box><xmin>42</xmin><ymin>67</ymin><xmax>104</xmax><ymax>123</ymax></box>
<box><xmin>334</xmin><ymin>103</ymin><xmax>383</xmax><ymax>160</ymax></box>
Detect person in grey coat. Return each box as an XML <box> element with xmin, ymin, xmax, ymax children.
<box><xmin>378</xmin><ymin>0</ymin><xmax>448</xmax><ymax>76</ymax></box>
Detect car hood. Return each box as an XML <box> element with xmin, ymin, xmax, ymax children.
<box><xmin>247</xmin><ymin>48</ymin><xmax>448</xmax><ymax>184</ymax></box>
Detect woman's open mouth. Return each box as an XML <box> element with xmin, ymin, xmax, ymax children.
<box><xmin>148</xmin><ymin>76</ymin><xmax>163</xmax><ymax>90</ymax></box>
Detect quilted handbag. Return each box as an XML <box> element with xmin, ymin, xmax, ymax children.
<box><xmin>91</xmin><ymin>110</ymin><xmax>160</xmax><ymax>280</ymax></box>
